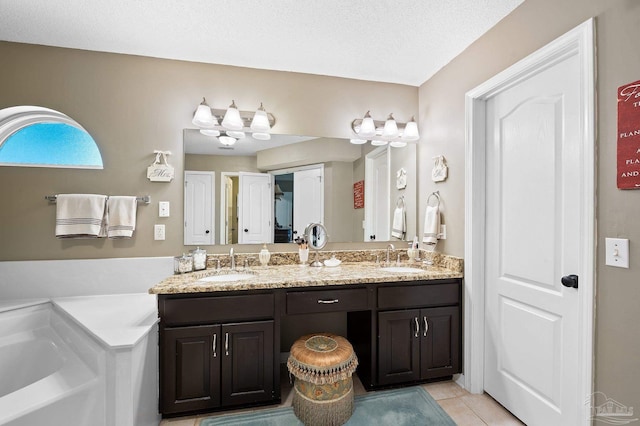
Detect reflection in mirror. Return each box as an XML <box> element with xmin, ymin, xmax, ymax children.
<box><xmin>183</xmin><ymin>129</ymin><xmax>416</xmax><ymax>245</ymax></box>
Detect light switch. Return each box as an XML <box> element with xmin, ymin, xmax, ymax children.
<box><xmin>159</xmin><ymin>201</ymin><xmax>170</xmax><ymax>217</ymax></box>
<box><xmin>154</xmin><ymin>224</ymin><xmax>165</xmax><ymax>241</ymax></box>
<box><xmin>605</xmin><ymin>238</ymin><xmax>629</xmax><ymax>268</ymax></box>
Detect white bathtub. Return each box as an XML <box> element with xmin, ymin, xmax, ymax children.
<box><xmin>0</xmin><ymin>302</ymin><xmax>104</xmax><ymax>426</ymax></box>
<box><xmin>0</xmin><ymin>294</ymin><xmax>160</xmax><ymax>426</ymax></box>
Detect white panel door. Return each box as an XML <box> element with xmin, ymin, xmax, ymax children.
<box><xmin>484</xmin><ymin>48</ymin><xmax>583</xmax><ymax>425</ymax></box>
<box><xmin>364</xmin><ymin>147</ymin><xmax>390</xmax><ymax>242</ymax></box>
<box><xmin>293</xmin><ymin>167</ymin><xmax>323</xmax><ymax>240</ymax></box>
<box><xmin>184</xmin><ymin>171</ymin><xmax>214</xmax><ymax>245</ymax></box>
<box><xmin>238</xmin><ymin>172</ymin><xmax>272</xmax><ymax>244</ymax></box>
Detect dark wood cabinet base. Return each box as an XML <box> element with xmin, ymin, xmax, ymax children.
<box><xmin>158</xmin><ymin>278</ymin><xmax>462</xmax><ymax>417</ymax></box>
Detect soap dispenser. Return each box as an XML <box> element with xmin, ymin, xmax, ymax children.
<box><xmin>259</xmin><ymin>244</ymin><xmax>271</xmax><ymax>266</ymax></box>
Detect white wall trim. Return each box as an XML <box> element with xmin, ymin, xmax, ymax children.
<box><xmin>464</xmin><ymin>18</ymin><xmax>595</xmax><ymax>425</ymax></box>
<box><xmin>0</xmin><ymin>256</ymin><xmax>174</xmax><ymax>299</ymax></box>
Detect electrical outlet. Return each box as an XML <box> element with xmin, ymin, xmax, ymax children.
<box><xmin>159</xmin><ymin>201</ymin><xmax>170</xmax><ymax>217</ymax></box>
<box><xmin>154</xmin><ymin>224</ymin><xmax>165</xmax><ymax>241</ymax></box>
<box><xmin>439</xmin><ymin>224</ymin><xmax>447</xmax><ymax>239</ymax></box>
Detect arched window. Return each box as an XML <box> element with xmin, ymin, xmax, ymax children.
<box><xmin>0</xmin><ymin>106</ymin><xmax>103</xmax><ymax>169</ymax></box>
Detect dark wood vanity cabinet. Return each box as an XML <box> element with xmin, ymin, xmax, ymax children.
<box><xmin>377</xmin><ymin>282</ymin><xmax>461</xmax><ymax>386</ymax></box>
<box><xmin>158</xmin><ymin>278</ymin><xmax>462</xmax><ymax>416</ymax></box>
<box><xmin>159</xmin><ymin>294</ymin><xmax>277</xmax><ymax>415</ymax></box>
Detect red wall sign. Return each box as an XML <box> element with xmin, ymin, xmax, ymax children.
<box><xmin>618</xmin><ymin>79</ymin><xmax>640</xmax><ymax>189</ymax></box>
<box><xmin>353</xmin><ymin>180</ymin><xmax>364</xmax><ymax>209</ymax></box>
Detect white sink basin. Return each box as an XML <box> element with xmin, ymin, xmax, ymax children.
<box><xmin>380</xmin><ymin>266</ymin><xmax>424</xmax><ymax>274</ymax></box>
<box><xmin>198</xmin><ymin>273</ymin><xmax>256</xmax><ymax>282</ymax></box>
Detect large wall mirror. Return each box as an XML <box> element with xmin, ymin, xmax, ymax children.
<box><xmin>183</xmin><ymin>129</ymin><xmax>417</xmax><ymax>245</ymax></box>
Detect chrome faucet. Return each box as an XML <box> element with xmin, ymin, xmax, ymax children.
<box><xmin>229</xmin><ymin>247</ymin><xmax>235</xmax><ymax>271</ymax></box>
<box><xmin>386</xmin><ymin>243</ymin><xmax>395</xmax><ymax>265</ymax></box>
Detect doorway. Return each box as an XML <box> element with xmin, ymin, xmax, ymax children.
<box><xmin>220</xmin><ymin>173</ymin><xmax>239</xmax><ymax>245</ymax></box>
<box><xmin>271</xmin><ymin>164</ymin><xmax>324</xmax><ymax>243</ymax></box>
<box><xmin>464</xmin><ymin>19</ymin><xmax>595</xmax><ymax>425</ymax></box>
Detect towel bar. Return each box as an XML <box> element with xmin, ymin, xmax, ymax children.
<box><xmin>45</xmin><ymin>195</ymin><xmax>151</xmax><ymax>204</ymax></box>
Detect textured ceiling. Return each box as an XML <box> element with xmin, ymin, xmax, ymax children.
<box><xmin>0</xmin><ymin>0</ymin><xmax>523</xmax><ymax>86</ymax></box>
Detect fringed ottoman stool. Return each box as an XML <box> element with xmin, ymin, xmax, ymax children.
<box><xmin>287</xmin><ymin>333</ymin><xmax>358</xmax><ymax>426</ymax></box>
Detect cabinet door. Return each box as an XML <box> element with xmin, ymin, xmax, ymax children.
<box><xmin>221</xmin><ymin>320</ymin><xmax>274</xmax><ymax>406</ymax></box>
<box><xmin>161</xmin><ymin>325</ymin><xmax>221</xmax><ymax>414</ymax></box>
<box><xmin>420</xmin><ymin>306</ymin><xmax>461</xmax><ymax>379</ymax></box>
<box><xmin>377</xmin><ymin>309</ymin><xmax>421</xmax><ymax>385</ymax></box>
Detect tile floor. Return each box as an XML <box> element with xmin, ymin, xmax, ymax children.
<box><xmin>160</xmin><ymin>372</ymin><xmax>524</xmax><ymax>426</ymax></box>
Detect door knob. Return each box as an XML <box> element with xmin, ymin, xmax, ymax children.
<box><xmin>205</xmin><ymin>230</ymin><xmax>210</xmax><ymax>234</ymax></box>
<box><xmin>244</xmin><ymin>229</ymin><xmax>248</xmax><ymax>232</ymax></box>
<box><xmin>561</xmin><ymin>274</ymin><xmax>578</xmax><ymax>289</ymax></box>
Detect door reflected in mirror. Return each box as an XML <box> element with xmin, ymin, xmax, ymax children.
<box><xmin>183</xmin><ymin>129</ymin><xmax>417</xmax><ymax>245</ymax></box>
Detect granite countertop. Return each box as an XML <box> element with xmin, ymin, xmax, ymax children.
<box><xmin>149</xmin><ymin>250</ymin><xmax>463</xmax><ymax>295</ymax></box>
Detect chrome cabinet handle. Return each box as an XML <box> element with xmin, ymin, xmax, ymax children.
<box><xmin>317</xmin><ymin>299</ymin><xmax>339</xmax><ymax>304</ymax></box>
<box><xmin>212</xmin><ymin>333</ymin><xmax>217</xmax><ymax>357</ymax></box>
<box><xmin>225</xmin><ymin>332</ymin><xmax>229</xmax><ymax>356</ymax></box>
<box><xmin>423</xmin><ymin>317</ymin><xmax>429</xmax><ymax>337</ymax></box>
<box><xmin>414</xmin><ymin>317</ymin><xmax>419</xmax><ymax>338</ymax></box>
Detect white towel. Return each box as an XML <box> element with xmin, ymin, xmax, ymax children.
<box><xmin>107</xmin><ymin>196</ymin><xmax>138</xmax><ymax>238</ymax></box>
<box><xmin>422</xmin><ymin>204</ymin><xmax>440</xmax><ymax>245</ymax></box>
<box><xmin>55</xmin><ymin>194</ymin><xmax>108</xmax><ymax>238</ymax></box>
<box><xmin>391</xmin><ymin>206</ymin><xmax>406</xmax><ymax>239</ymax></box>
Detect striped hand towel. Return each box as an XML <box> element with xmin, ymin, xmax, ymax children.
<box><xmin>55</xmin><ymin>194</ymin><xmax>108</xmax><ymax>238</ymax></box>
<box><xmin>107</xmin><ymin>196</ymin><xmax>137</xmax><ymax>238</ymax></box>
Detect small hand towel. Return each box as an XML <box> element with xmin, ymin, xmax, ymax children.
<box><xmin>391</xmin><ymin>206</ymin><xmax>406</xmax><ymax>239</ymax></box>
<box><xmin>422</xmin><ymin>204</ymin><xmax>440</xmax><ymax>245</ymax></box>
<box><xmin>55</xmin><ymin>194</ymin><xmax>108</xmax><ymax>238</ymax></box>
<box><xmin>107</xmin><ymin>196</ymin><xmax>138</xmax><ymax>238</ymax></box>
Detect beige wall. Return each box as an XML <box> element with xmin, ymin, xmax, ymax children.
<box><xmin>0</xmin><ymin>41</ymin><xmax>417</xmax><ymax>260</ymax></box>
<box><xmin>417</xmin><ymin>0</ymin><xmax>639</xmax><ymax>414</ymax></box>
<box><xmin>256</xmin><ymin>137</ymin><xmax>361</xmax><ymax>170</ymax></box>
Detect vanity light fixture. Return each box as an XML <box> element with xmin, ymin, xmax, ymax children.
<box><xmin>200</xmin><ymin>129</ymin><xmax>221</xmax><ymax>137</ymax></box>
<box><xmin>221</xmin><ymin>100</ymin><xmax>244</xmax><ymax>130</ymax></box>
<box><xmin>191</xmin><ymin>98</ymin><xmax>276</xmax><ymax>146</ymax></box>
<box><xmin>252</xmin><ymin>132</ymin><xmax>271</xmax><ymax>141</ymax></box>
<box><xmin>390</xmin><ymin>140</ymin><xmax>407</xmax><ymax>148</ymax></box>
<box><xmin>358</xmin><ymin>111</ymin><xmax>377</xmax><ymax>139</ymax></box>
<box><xmin>192</xmin><ymin>98</ymin><xmax>218</xmax><ymax>128</ymax></box>
<box><xmin>350</xmin><ymin>111</ymin><xmax>420</xmax><ymax>147</ymax></box>
<box><xmin>218</xmin><ymin>135</ymin><xmax>237</xmax><ymax>146</ymax></box>
<box><xmin>226</xmin><ymin>131</ymin><xmax>246</xmax><ymax>139</ymax></box>
<box><xmin>250</xmin><ymin>103</ymin><xmax>271</xmax><ymax>133</ymax></box>
<box><xmin>400</xmin><ymin>116</ymin><xmax>420</xmax><ymax>141</ymax></box>
<box><xmin>382</xmin><ymin>114</ymin><xmax>399</xmax><ymax>139</ymax></box>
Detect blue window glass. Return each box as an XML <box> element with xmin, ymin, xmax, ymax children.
<box><xmin>0</xmin><ymin>122</ymin><xmax>103</xmax><ymax>168</ymax></box>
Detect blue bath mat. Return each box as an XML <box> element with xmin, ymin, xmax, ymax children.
<box><xmin>200</xmin><ymin>386</ymin><xmax>455</xmax><ymax>425</ymax></box>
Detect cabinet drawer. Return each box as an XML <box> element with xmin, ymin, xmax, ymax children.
<box><xmin>378</xmin><ymin>282</ymin><xmax>460</xmax><ymax>309</ymax></box>
<box><xmin>287</xmin><ymin>288</ymin><xmax>368</xmax><ymax>314</ymax></box>
<box><xmin>161</xmin><ymin>294</ymin><xmax>274</xmax><ymax>326</ymax></box>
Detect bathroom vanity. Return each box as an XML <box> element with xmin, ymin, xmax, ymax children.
<box><xmin>150</xmin><ymin>252</ymin><xmax>463</xmax><ymax>417</ymax></box>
